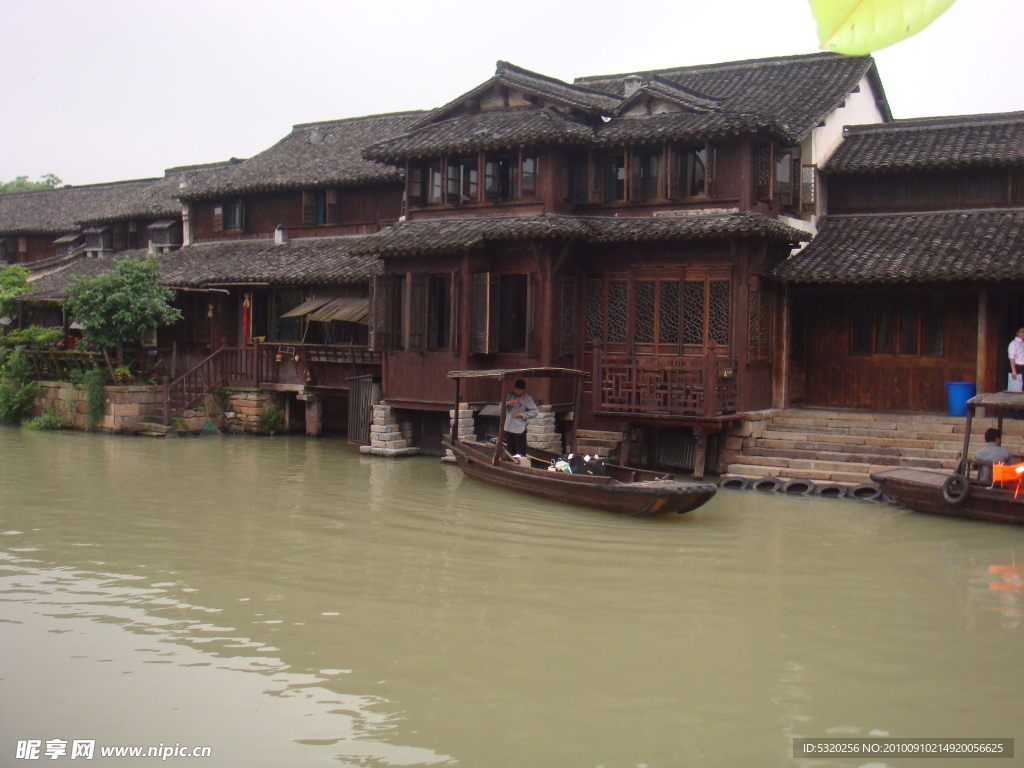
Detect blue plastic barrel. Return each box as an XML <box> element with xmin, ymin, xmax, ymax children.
<box><xmin>944</xmin><ymin>382</ymin><xmax>976</xmax><ymax>416</ymax></box>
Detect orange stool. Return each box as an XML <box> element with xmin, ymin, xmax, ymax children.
<box><xmin>991</xmin><ymin>463</ymin><xmax>1024</xmax><ymax>497</ymax></box>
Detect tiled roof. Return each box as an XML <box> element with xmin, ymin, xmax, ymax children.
<box><xmin>595</xmin><ymin>110</ymin><xmax>785</xmax><ymax>145</ymax></box>
<box><xmin>772</xmin><ymin>210</ymin><xmax>1024</xmax><ymax>284</ymax></box>
<box><xmin>412</xmin><ymin>62</ymin><xmax>621</xmax><ymax>130</ymax></box>
<box><xmin>614</xmin><ymin>74</ymin><xmax>724</xmax><ymax>115</ymax></box>
<box><xmin>578</xmin><ymin>52</ymin><xmax>887</xmax><ymax>144</ymax></box>
<box><xmin>0</xmin><ymin>161</ymin><xmax>235</xmax><ymax>235</ymax></box>
<box><xmin>159</xmin><ymin>237</ymin><xmax>381</xmax><ymax>287</ymax></box>
<box><xmin>351</xmin><ymin>211</ymin><xmax>807</xmax><ymax>257</ymax></box>
<box><xmin>824</xmin><ymin>112</ymin><xmax>1024</xmax><ymax>173</ymax></box>
<box><xmin>0</xmin><ymin>178</ymin><xmax>175</xmax><ymax>235</ymax></box>
<box><xmin>177</xmin><ymin>112</ymin><xmax>428</xmax><ymax>200</ymax></box>
<box><xmin>25</xmin><ymin>237</ymin><xmax>380</xmax><ymax>298</ymax></box>
<box><xmin>364</xmin><ymin>109</ymin><xmax>597</xmax><ymax>162</ymax></box>
<box><xmin>367</xmin><ymin>54</ymin><xmax>884</xmax><ymax>162</ymax></box>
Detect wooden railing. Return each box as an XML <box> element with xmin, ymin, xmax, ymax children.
<box><xmin>163</xmin><ymin>343</ymin><xmax>382</xmax><ymax>423</ymax></box>
<box><xmin>163</xmin><ymin>346</ymin><xmax>258</xmax><ymax>424</ymax></box>
<box><xmin>592</xmin><ymin>345</ymin><xmax>738</xmax><ymax>419</ymax></box>
<box><xmin>18</xmin><ymin>349</ymin><xmax>110</xmax><ymax>381</ymax></box>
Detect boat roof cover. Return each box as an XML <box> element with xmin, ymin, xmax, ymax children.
<box><xmin>967</xmin><ymin>392</ymin><xmax>1024</xmax><ymax>411</ymax></box>
<box><xmin>447</xmin><ymin>367</ymin><xmax>588</xmax><ymax>380</ymax></box>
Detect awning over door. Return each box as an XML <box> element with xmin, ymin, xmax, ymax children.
<box><xmin>280</xmin><ymin>295</ymin><xmax>337</xmax><ymax>318</ymax></box>
<box><xmin>308</xmin><ymin>297</ymin><xmax>370</xmax><ymax>324</ymax></box>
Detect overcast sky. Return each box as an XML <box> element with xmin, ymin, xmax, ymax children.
<box><xmin>1</xmin><ymin>0</ymin><xmax>1021</xmax><ymax>187</ymax></box>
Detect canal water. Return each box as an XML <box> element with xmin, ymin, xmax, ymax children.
<box><xmin>1</xmin><ymin>428</ymin><xmax>1022</xmax><ymax>768</ymax></box>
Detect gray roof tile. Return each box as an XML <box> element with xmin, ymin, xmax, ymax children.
<box><xmin>177</xmin><ymin>112</ymin><xmax>428</xmax><ymax>200</ymax></box>
<box><xmin>351</xmin><ymin>211</ymin><xmax>807</xmax><ymax>256</ymax></box>
<box><xmin>772</xmin><ymin>209</ymin><xmax>1024</xmax><ymax>283</ymax></box>
<box><xmin>825</xmin><ymin>112</ymin><xmax>1024</xmax><ymax>173</ymax></box>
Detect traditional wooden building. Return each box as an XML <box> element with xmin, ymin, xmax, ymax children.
<box><xmin>774</xmin><ymin>112</ymin><xmax>1024</xmax><ymax>412</ymax></box>
<box><xmin>0</xmin><ymin>173</ymin><xmax>196</xmax><ymax>267</ymax></box>
<box><xmin>354</xmin><ymin>54</ymin><xmax>891</xmax><ymax>467</ymax></box>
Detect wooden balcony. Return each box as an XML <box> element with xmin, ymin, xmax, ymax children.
<box><xmin>592</xmin><ymin>346</ymin><xmax>738</xmax><ymax>421</ymax></box>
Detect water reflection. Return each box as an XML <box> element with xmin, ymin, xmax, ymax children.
<box><xmin>1</xmin><ymin>427</ymin><xmax>1023</xmax><ymax>767</ymax></box>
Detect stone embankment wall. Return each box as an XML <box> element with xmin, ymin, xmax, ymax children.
<box><xmin>221</xmin><ymin>389</ymin><xmax>277</xmax><ymax>434</ymax></box>
<box><xmin>720</xmin><ymin>409</ymin><xmax>774</xmax><ymax>469</ymax></box>
<box><xmin>33</xmin><ymin>382</ymin><xmax>281</xmax><ymax>435</ymax></box>
<box><xmin>34</xmin><ymin>381</ymin><xmax>163</xmax><ymax>432</ymax></box>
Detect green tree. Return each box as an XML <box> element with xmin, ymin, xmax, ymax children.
<box><xmin>0</xmin><ymin>265</ymin><xmax>31</xmax><ymax>321</ymax></box>
<box><xmin>0</xmin><ymin>174</ymin><xmax>63</xmax><ymax>194</ymax></box>
<box><xmin>64</xmin><ymin>256</ymin><xmax>182</xmax><ymax>353</ymax></box>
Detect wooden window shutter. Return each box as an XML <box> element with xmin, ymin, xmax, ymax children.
<box><xmin>213</xmin><ymin>205</ymin><xmax>224</xmax><ymax>233</ymax></box>
<box><xmin>754</xmin><ymin>145</ymin><xmax>773</xmax><ymax>203</ymax></box>
<box><xmin>368</xmin><ymin>274</ymin><xmax>394</xmax><ymax>351</ymax></box>
<box><xmin>560</xmin><ymin>274</ymin><xmax>577</xmax><ymax>357</ymax></box>
<box><xmin>449</xmin><ymin>270</ymin><xmax>460</xmax><ymax>356</ymax></box>
<box><xmin>302</xmin><ymin>191</ymin><xmax>316</xmax><ymax>225</ymax></box>
<box><xmin>667</xmin><ymin>147</ymin><xmax>681</xmax><ymax>200</ymax></box>
<box><xmin>525</xmin><ymin>272</ymin><xmax>536</xmax><ymax>357</ymax></box>
<box><xmin>706</xmin><ymin>145</ymin><xmax>716</xmax><ymax>199</ymax></box>
<box><xmin>325</xmin><ymin>189</ymin><xmax>339</xmax><ymax>224</ymax></box>
<box><xmin>588</xmin><ymin>153</ymin><xmax>604</xmax><ymax>204</ymax></box>
<box><xmin>471</xmin><ymin>272</ymin><xmax>500</xmax><ymax>354</ymax></box>
<box><xmin>406</xmin><ymin>273</ymin><xmax>427</xmax><ymax>351</ymax></box>
<box><xmin>800</xmin><ymin>165</ymin><xmax>817</xmax><ymax>214</ymax></box>
<box><xmin>628</xmin><ymin>150</ymin><xmax>643</xmax><ymax>201</ymax></box>
<box><xmin>239</xmin><ymin>201</ymin><xmax>247</xmax><ymax>232</ymax></box>
<box><xmin>774</xmin><ymin>151</ymin><xmax>794</xmax><ymax>206</ymax></box>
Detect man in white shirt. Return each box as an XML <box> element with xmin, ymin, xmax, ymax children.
<box><xmin>1009</xmin><ymin>327</ymin><xmax>1024</xmax><ymax>384</ymax></box>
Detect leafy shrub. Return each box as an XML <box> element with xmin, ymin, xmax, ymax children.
<box><xmin>256</xmin><ymin>404</ymin><xmax>283</xmax><ymax>435</ymax></box>
<box><xmin>0</xmin><ymin>350</ymin><xmax>38</xmax><ymax>425</ymax></box>
<box><xmin>22</xmin><ymin>406</ymin><xmax>70</xmax><ymax>431</ymax></box>
<box><xmin>81</xmin><ymin>366</ymin><xmax>109</xmax><ymax>429</ymax></box>
<box><xmin>0</xmin><ymin>325</ymin><xmax>63</xmax><ymax>349</ymax></box>
<box><xmin>112</xmin><ymin>365</ymin><xmax>133</xmax><ymax>383</ymax></box>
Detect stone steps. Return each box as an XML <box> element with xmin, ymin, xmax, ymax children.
<box><xmin>136</xmin><ymin>422</ymin><xmax>171</xmax><ymax>437</ymax></box>
<box><xmin>724</xmin><ymin>407</ymin><xmax>1013</xmax><ymax>485</ymax></box>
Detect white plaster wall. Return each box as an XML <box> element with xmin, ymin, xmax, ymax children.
<box><xmin>780</xmin><ymin>73</ymin><xmax>888</xmax><ymax>240</ymax></box>
<box><xmin>811</xmin><ymin>74</ymin><xmax>887</xmax><ymax>167</ymax></box>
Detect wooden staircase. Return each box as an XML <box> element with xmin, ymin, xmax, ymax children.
<box><xmin>725</xmin><ymin>408</ymin><xmax>1024</xmax><ymax>485</ymax></box>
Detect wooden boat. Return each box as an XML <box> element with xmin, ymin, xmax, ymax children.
<box><xmin>444</xmin><ymin>367</ymin><xmax>717</xmax><ymax>517</ymax></box>
<box><xmin>871</xmin><ymin>392</ymin><xmax>1024</xmax><ymax>525</ymax></box>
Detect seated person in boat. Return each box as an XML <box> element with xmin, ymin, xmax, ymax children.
<box><xmin>974</xmin><ymin>428</ymin><xmax>1013</xmax><ymax>483</ymax></box>
<box><xmin>505</xmin><ymin>379</ymin><xmax>538</xmax><ymax>458</ymax></box>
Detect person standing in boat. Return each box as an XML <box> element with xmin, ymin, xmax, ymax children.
<box><xmin>505</xmin><ymin>379</ymin><xmax>538</xmax><ymax>457</ymax></box>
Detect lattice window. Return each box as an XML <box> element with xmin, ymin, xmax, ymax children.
<box><xmin>634</xmin><ymin>280</ymin><xmax>656</xmax><ymax>344</ymax></box>
<box><xmin>682</xmin><ymin>281</ymin><xmax>705</xmax><ymax>346</ymax></box>
<box><xmin>800</xmin><ymin>165</ymin><xmax>817</xmax><ymax>214</ymax></box>
<box><xmin>659</xmin><ymin>281</ymin><xmax>679</xmax><ymax>345</ymax></box>
<box><xmin>754</xmin><ymin>145</ymin><xmax>773</xmax><ymax>202</ymax></box>
<box><xmin>585</xmin><ymin>280</ymin><xmax>604</xmax><ymax>342</ymax></box>
<box><xmin>748</xmin><ymin>285</ymin><xmax>771</xmax><ymax>361</ymax></box>
<box><xmin>709</xmin><ymin>280</ymin><xmax>731</xmax><ymax>346</ymax></box>
<box><xmin>560</xmin><ymin>275</ymin><xmax>576</xmax><ymax>356</ymax></box>
<box><xmin>607</xmin><ymin>281</ymin><xmax>628</xmax><ymax>343</ymax></box>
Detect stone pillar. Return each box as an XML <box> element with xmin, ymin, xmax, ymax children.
<box><xmin>359</xmin><ymin>404</ymin><xmax>420</xmax><ymax>457</ymax></box>
<box><xmin>303</xmin><ymin>394</ymin><xmax>323</xmax><ymax>437</ymax></box>
<box><xmin>526</xmin><ymin>405</ymin><xmax>562</xmax><ymax>453</ymax></box>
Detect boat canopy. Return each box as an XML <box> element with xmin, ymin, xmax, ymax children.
<box><xmin>967</xmin><ymin>392</ymin><xmax>1024</xmax><ymax>412</ymax></box>
<box><xmin>447</xmin><ymin>367</ymin><xmax>588</xmax><ymax>381</ymax></box>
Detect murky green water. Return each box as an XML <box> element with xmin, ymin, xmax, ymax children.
<box><xmin>1</xmin><ymin>427</ymin><xmax>1022</xmax><ymax>767</ymax></box>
